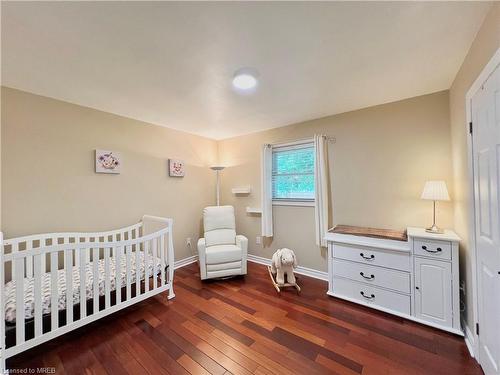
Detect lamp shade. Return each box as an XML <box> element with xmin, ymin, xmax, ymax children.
<box><xmin>421</xmin><ymin>181</ymin><xmax>450</xmax><ymax>201</ymax></box>
<box><xmin>210</xmin><ymin>166</ymin><xmax>225</xmax><ymax>171</ymax></box>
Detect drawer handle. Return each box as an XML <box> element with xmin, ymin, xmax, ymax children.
<box><xmin>360</xmin><ymin>291</ymin><xmax>375</xmax><ymax>299</ymax></box>
<box><xmin>360</xmin><ymin>253</ymin><xmax>375</xmax><ymax>260</ymax></box>
<box><xmin>360</xmin><ymin>272</ymin><xmax>375</xmax><ymax>280</ymax></box>
<box><xmin>421</xmin><ymin>245</ymin><xmax>442</xmax><ymax>253</ymax></box>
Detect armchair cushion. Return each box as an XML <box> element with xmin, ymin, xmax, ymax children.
<box><xmin>203</xmin><ymin>206</ymin><xmax>236</xmax><ymax>246</ymax></box>
<box><xmin>205</xmin><ymin>244</ymin><xmax>242</xmax><ymax>264</ymax></box>
<box><xmin>205</xmin><ymin>229</ymin><xmax>236</xmax><ymax>247</ymax></box>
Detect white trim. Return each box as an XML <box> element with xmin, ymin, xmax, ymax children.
<box><xmin>465</xmin><ymin>46</ymin><xmax>500</xmax><ymax>359</ymax></box>
<box><xmin>462</xmin><ymin>317</ymin><xmax>476</xmax><ymax>358</ymax></box>
<box><xmin>247</xmin><ymin>254</ymin><xmax>328</xmax><ymax>281</ymax></box>
<box><xmin>272</xmin><ymin>200</ymin><xmax>315</xmax><ymax>207</ymax></box>
<box><xmin>246</xmin><ymin>254</ymin><xmax>270</xmax><ymax>266</ymax></box>
<box><xmin>174</xmin><ymin>255</ymin><xmax>198</xmax><ymax>269</ymax></box>
<box><xmin>296</xmin><ymin>264</ymin><xmax>329</xmax><ymax>281</ymax></box>
<box><xmin>271</xmin><ymin>138</ymin><xmax>314</xmax><ymax>149</ymax></box>
<box><xmin>466</xmin><ymin>48</ymin><xmax>500</xmax><ymax>100</ymax></box>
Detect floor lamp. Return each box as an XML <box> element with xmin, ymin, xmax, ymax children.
<box><xmin>210</xmin><ymin>166</ymin><xmax>225</xmax><ymax>206</ymax></box>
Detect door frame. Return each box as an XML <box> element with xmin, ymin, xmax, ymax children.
<box><xmin>465</xmin><ymin>47</ymin><xmax>500</xmax><ymax>359</ymax></box>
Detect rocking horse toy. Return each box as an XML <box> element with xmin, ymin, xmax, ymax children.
<box><xmin>268</xmin><ymin>248</ymin><xmax>301</xmax><ymax>294</ymax></box>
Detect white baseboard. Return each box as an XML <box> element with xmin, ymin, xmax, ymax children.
<box><xmin>174</xmin><ymin>253</ymin><xmax>328</xmax><ymax>282</ymax></box>
<box><xmin>462</xmin><ymin>317</ymin><xmax>476</xmax><ymax>358</ymax></box>
<box><xmin>174</xmin><ymin>255</ymin><xmax>198</xmax><ymax>269</ymax></box>
<box><xmin>247</xmin><ymin>254</ymin><xmax>328</xmax><ymax>281</ymax></box>
<box><xmin>246</xmin><ymin>254</ymin><xmax>271</xmax><ymax>266</ymax></box>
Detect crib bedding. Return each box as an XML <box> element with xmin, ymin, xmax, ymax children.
<box><xmin>4</xmin><ymin>251</ymin><xmax>164</xmax><ymax>323</ymax></box>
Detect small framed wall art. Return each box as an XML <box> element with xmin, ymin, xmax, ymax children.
<box><xmin>169</xmin><ymin>159</ymin><xmax>185</xmax><ymax>177</ymax></box>
<box><xmin>95</xmin><ymin>150</ymin><xmax>121</xmax><ymax>174</ymax></box>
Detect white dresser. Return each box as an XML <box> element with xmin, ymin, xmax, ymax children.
<box><xmin>326</xmin><ymin>226</ymin><xmax>462</xmax><ymax>335</ymax></box>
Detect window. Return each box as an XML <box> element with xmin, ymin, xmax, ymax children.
<box><xmin>272</xmin><ymin>142</ymin><xmax>315</xmax><ymax>203</ymax></box>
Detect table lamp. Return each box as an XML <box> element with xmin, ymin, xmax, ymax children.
<box><xmin>421</xmin><ymin>180</ymin><xmax>450</xmax><ymax>233</ymax></box>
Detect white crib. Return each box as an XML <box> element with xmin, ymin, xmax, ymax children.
<box><xmin>0</xmin><ymin>215</ymin><xmax>175</xmax><ymax>372</ymax></box>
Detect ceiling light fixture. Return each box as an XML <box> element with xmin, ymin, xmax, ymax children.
<box><xmin>232</xmin><ymin>68</ymin><xmax>259</xmax><ymax>92</ymax></box>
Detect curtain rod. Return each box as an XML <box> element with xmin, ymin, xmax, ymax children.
<box><xmin>267</xmin><ymin>135</ymin><xmax>336</xmax><ymax>148</ymax></box>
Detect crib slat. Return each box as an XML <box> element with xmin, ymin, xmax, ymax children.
<box><xmin>144</xmin><ymin>240</ymin><xmax>150</xmax><ymax>293</ymax></box>
<box><xmin>26</xmin><ymin>240</ymin><xmax>33</xmax><ymax>278</ymax></box>
<box><xmin>115</xmin><ymin>245</ymin><xmax>122</xmax><ymax>304</ymax></box>
<box><xmin>160</xmin><ymin>235</ymin><xmax>165</xmax><ymax>286</ymax></box>
<box><xmin>74</xmin><ymin>238</ymin><xmax>80</xmax><ymax>270</ymax></box>
<box><xmin>126</xmin><ymin>245</ymin><xmax>132</xmax><ymax>300</ymax></box>
<box><xmin>65</xmin><ymin>249</ymin><xmax>73</xmax><ymax>324</ymax></box>
<box><xmin>167</xmin><ymin>227</ymin><xmax>174</xmax><ymax>295</ymax></box>
<box><xmin>79</xmin><ymin>248</ymin><xmax>86</xmax><ymax>319</ymax></box>
<box><xmin>33</xmin><ymin>254</ymin><xmax>43</xmax><ymax>337</ymax></box>
<box><xmin>40</xmin><ymin>238</ymin><xmax>46</xmax><ymax>275</ymax></box>
<box><xmin>50</xmin><ymin>251</ymin><xmax>59</xmax><ymax>329</ymax></box>
<box><xmin>11</xmin><ymin>243</ymin><xmax>19</xmax><ymax>280</ymax></box>
<box><xmin>104</xmin><ymin>247</ymin><xmax>111</xmax><ymax>309</ymax></box>
<box><xmin>14</xmin><ymin>258</ymin><xmax>25</xmax><ymax>345</ymax></box>
<box><xmin>92</xmin><ymin>247</ymin><xmax>99</xmax><ymax>314</ymax></box>
<box><xmin>85</xmin><ymin>237</ymin><xmax>91</xmax><ymax>263</ymax></box>
<box><xmin>135</xmin><ymin>242</ymin><xmax>140</xmax><ymax>297</ymax></box>
<box><xmin>152</xmin><ymin>238</ymin><xmax>158</xmax><ymax>289</ymax></box>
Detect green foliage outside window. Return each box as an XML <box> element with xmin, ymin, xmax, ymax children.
<box><xmin>272</xmin><ymin>145</ymin><xmax>315</xmax><ymax>200</ymax></box>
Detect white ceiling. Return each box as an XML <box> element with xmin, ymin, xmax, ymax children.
<box><xmin>1</xmin><ymin>1</ymin><xmax>491</xmax><ymax>140</ymax></box>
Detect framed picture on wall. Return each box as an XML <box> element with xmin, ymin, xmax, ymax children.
<box><xmin>95</xmin><ymin>150</ymin><xmax>121</xmax><ymax>174</ymax></box>
<box><xmin>169</xmin><ymin>159</ymin><xmax>185</xmax><ymax>177</ymax></box>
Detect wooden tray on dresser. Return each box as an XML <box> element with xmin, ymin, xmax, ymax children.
<box><xmin>330</xmin><ymin>224</ymin><xmax>407</xmax><ymax>242</ymax></box>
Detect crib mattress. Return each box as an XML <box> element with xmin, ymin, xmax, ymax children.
<box><xmin>4</xmin><ymin>252</ymin><xmax>164</xmax><ymax>323</ymax></box>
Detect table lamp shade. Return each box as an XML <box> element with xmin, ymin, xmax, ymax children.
<box><xmin>421</xmin><ymin>181</ymin><xmax>450</xmax><ymax>201</ymax></box>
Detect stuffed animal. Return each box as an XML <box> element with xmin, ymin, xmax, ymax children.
<box><xmin>271</xmin><ymin>248</ymin><xmax>298</xmax><ymax>285</ymax></box>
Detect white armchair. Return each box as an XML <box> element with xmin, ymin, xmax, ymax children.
<box><xmin>198</xmin><ymin>205</ymin><xmax>248</xmax><ymax>280</ymax></box>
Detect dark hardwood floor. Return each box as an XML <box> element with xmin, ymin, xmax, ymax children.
<box><xmin>8</xmin><ymin>262</ymin><xmax>482</xmax><ymax>374</ymax></box>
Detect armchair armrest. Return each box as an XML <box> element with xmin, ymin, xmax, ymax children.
<box><xmin>197</xmin><ymin>237</ymin><xmax>206</xmax><ymax>251</ymax></box>
<box><xmin>235</xmin><ymin>235</ymin><xmax>248</xmax><ymax>253</ymax></box>
<box><xmin>197</xmin><ymin>238</ymin><xmax>208</xmax><ymax>279</ymax></box>
<box><xmin>236</xmin><ymin>235</ymin><xmax>248</xmax><ymax>275</ymax></box>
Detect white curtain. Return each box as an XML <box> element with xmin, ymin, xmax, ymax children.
<box><xmin>314</xmin><ymin>134</ymin><xmax>329</xmax><ymax>247</ymax></box>
<box><xmin>261</xmin><ymin>144</ymin><xmax>273</xmax><ymax>237</ymax></box>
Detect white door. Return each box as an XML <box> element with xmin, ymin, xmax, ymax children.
<box><xmin>472</xmin><ymin>62</ymin><xmax>500</xmax><ymax>375</ymax></box>
<box><xmin>414</xmin><ymin>257</ymin><xmax>452</xmax><ymax>327</ymax></box>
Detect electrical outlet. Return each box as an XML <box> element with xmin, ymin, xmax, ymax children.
<box><xmin>256</xmin><ymin>236</ymin><xmax>261</xmax><ymax>245</ymax></box>
<box><xmin>186</xmin><ymin>237</ymin><xmax>192</xmax><ymax>247</ymax></box>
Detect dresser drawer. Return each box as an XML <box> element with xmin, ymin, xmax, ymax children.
<box><xmin>333</xmin><ymin>277</ymin><xmax>411</xmax><ymax>315</ymax></box>
<box><xmin>332</xmin><ymin>243</ymin><xmax>410</xmax><ymax>271</ymax></box>
<box><xmin>333</xmin><ymin>258</ymin><xmax>410</xmax><ymax>294</ymax></box>
<box><xmin>413</xmin><ymin>239</ymin><xmax>451</xmax><ymax>260</ymax></box>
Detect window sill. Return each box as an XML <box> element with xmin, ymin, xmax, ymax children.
<box><xmin>272</xmin><ymin>200</ymin><xmax>315</xmax><ymax>207</ymax></box>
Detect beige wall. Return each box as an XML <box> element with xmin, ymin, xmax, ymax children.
<box><xmin>219</xmin><ymin>91</ymin><xmax>454</xmax><ymax>272</ymax></box>
<box><xmin>449</xmin><ymin>3</ymin><xmax>500</xmax><ymax>331</ymax></box>
<box><xmin>1</xmin><ymin>87</ymin><xmax>218</xmax><ymax>261</ymax></box>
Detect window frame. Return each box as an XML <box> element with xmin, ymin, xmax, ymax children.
<box><xmin>271</xmin><ymin>139</ymin><xmax>315</xmax><ymax>207</ymax></box>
